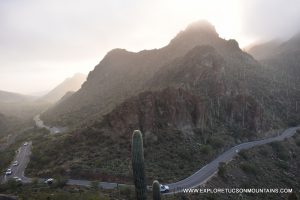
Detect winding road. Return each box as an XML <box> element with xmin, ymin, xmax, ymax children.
<box><xmin>166</xmin><ymin>126</ymin><xmax>299</xmax><ymax>194</ymax></box>
<box><xmin>33</xmin><ymin>115</ymin><xmax>67</xmax><ymax>134</ymax></box>
<box><xmin>1</xmin><ymin>126</ymin><xmax>299</xmax><ymax>194</ymax></box>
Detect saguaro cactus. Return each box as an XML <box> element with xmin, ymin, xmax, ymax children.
<box><xmin>152</xmin><ymin>180</ymin><xmax>161</xmax><ymax>200</ymax></box>
<box><xmin>131</xmin><ymin>130</ymin><xmax>147</xmax><ymax>200</ymax></box>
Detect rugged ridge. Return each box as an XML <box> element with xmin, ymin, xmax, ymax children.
<box><xmin>42</xmin><ymin>21</ymin><xmax>258</xmax><ymax>127</ymax></box>
<box><xmin>28</xmin><ymin>21</ymin><xmax>300</xmax><ymax>182</ymax></box>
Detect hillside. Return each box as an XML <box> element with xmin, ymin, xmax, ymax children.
<box><xmin>0</xmin><ymin>90</ymin><xmax>48</xmax><ymax>120</ymax></box>
<box><xmin>0</xmin><ymin>90</ymin><xmax>34</xmax><ymax>104</ymax></box>
<box><xmin>264</xmin><ymin>33</ymin><xmax>300</xmax><ymax>80</ymax></box>
<box><xmin>0</xmin><ymin>112</ymin><xmax>23</xmax><ymax>139</ymax></box>
<box><xmin>246</xmin><ymin>40</ymin><xmax>281</xmax><ymax>61</ymax></box>
<box><xmin>42</xmin><ymin>20</ymin><xmax>258</xmax><ymax>127</ymax></box>
<box><xmin>164</xmin><ymin>131</ymin><xmax>300</xmax><ymax>200</ymax></box>
<box><xmin>0</xmin><ymin>113</ymin><xmax>9</xmax><ymax>137</ymax></box>
<box><xmin>26</xmin><ymin>21</ymin><xmax>300</xmax><ymax>183</ymax></box>
<box><xmin>40</xmin><ymin>73</ymin><xmax>86</xmax><ymax>103</ymax></box>
<box><xmin>247</xmin><ymin>33</ymin><xmax>300</xmax><ymax>86</ymax></box>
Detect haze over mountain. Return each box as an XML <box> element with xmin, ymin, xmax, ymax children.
<box><xmin>40</xmin><ymin>73</ymin><xmax>86</xmax><ymax>103</ymax></box>
<box><xmin>246</xmin><ymin>40</ymin><xmax>282</xmax><ymax>60</ymax></box>
<box><xmin>42</xmin><ymin>21</ymin><xmax>257</xmax><ymax>126</ymax></box>
<box><xmin>0</xmin><ymin>90</ymin><xmax>47</xmax><ymax>120</ymax></box>
<box><xmin>0</xmin><ymin>90</ymin><xmax>35</xmax><ymax>104</ymax></box>
<box><xmin>1</xmin><ymin>0</ymin><xmax>300</xmax><ymax>199</ymax></box>
<box><xmin>247</xmin><ymin>32</ymin><xmax>300</xmax><ymax>87</ymax></box>
<box><xmin>31</xmin><ymin>21</ymin><xmax>300</xmax><ymax>184</ymax></box>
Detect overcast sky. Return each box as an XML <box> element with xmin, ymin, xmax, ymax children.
<box><xmin>1</xmin><ymin>0</ymin><xmax>300</xmax><ymax>94</ymax></box>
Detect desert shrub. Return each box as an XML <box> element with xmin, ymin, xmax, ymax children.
<box><xmin>208</xmin><ymin>137</ymin><xmax>224</xmax><ymax>148</ymax></box>
<box><xmin>120</xmin><ymin>186</ymin><xmax>134</xmax><ymax>200</ymax></box>
<box><xmin>239</xmin><ymin>162</ymin><xmax>258</xmax><ymax>175</ymax></box>
<box><xmin>275</xmin><ymin>160</ymin><xmax>289</xmax><ymax>170</ymax></box>
<box><xmin>270</xmin><ymin>141</ymin><xmax>289</xmax><ymax>160</ymax></box>
<box><xmin>258</xmin><ymin>148</ymin><xmax>269</xmax><ymax>156</ymax></box>
<box><xmin>270</xmin><ymin>141</ymin><xmax>284</xmax><ymax>153</ymax></box>
<box><xmin>238</xmin><ymin>149</ymin><xmax>249</xmax><ymax>160</ymax></box>
<box><xmin>199</xmin><ymin>144</ymin><xmax>213</xmax><ymax>154</ymax></box>
<box><xmin>52</xmin><ymin>176</ymin><xmax>68</xmax><ymax>189</ymax></box>
<box><xmin>218</xmin><ymin>162</ymin><xmax>227</xmax><ymax>178</ymax></box>
<box><xmin>90</xmin><ymin>181</ymin><xmax>99</xmax><ymax>191</ymax></box>
<box><xmin>296</xmin><ymin>138</ymin><xmax>300</xmax><ymax>147</ymax></box>
<box><xmin>287</xmin><ymin>120</ymin><xmax>298</xmax><ymax>127</ymax></box>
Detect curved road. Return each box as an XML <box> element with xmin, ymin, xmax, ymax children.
<box><xmin>33</xmin><ymin>115</ymin><xmax>67</xmax><ymax>134</ymax></box>
<box><xmin>1</xmin><ymin>126</ymin><xmax>299</xmax><ymax>194</ymax></box>
<box><xmin>166</xmin><ymin>127</ymin><xmax>299</xmax><ymax>194</ymax></box>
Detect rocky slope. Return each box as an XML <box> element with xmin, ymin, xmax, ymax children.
<box><xmin>0</xmin><ymin>112</ymin><xmax>22</xmax><ymax>139</ymax></box>
<box><xmin>27</xmin><ymin>21</ymin><xmax>300</xmax><ymax>182</ymax></box>
<box><xmin>248</xmin><ymin>33</ymin><xmax>300</xmax><ymax>126</ymax></box>
<box><xmin>41</xmin><ymin>21</ymin><xmax>258</xmax><ymax>127</ymax></box>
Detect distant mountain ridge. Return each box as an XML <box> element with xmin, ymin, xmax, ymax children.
<box><xmin>0</xmin><ymin>90</ymin><xmax>35</xmax><ymax>104</ymax></box>
<box><xmin>246</xmin><ymin>40</ymin><xmax>281</xmax><ymax>60</ymax></box>
<box><xmin>0</xmin><ymin>90</ymin><xmax>47</xmax><ymax>120</ymax></box>
<box><xmin>40</xmin><ymin>73</ymin><xmax>86</xmax><ymax>103</ymax></box>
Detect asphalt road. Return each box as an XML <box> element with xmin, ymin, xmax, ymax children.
<box><xmin>33</xmin><ymin>115</ymin><xmax>67</xmax><ymax>134</ymax></box>
<box><xmin>1</xmin><ymin>141</ymin><xmax>32</xmax><ymax>184</ymax></box>
<box><xmin>0</xmin><ymin>126</ymin><xmax>298</xmax><ymax>194</ymax></box>
<box><xmin>165</xmin><ymin>127</ymin><xmax>299</xmax><ymax>194</ymax></box>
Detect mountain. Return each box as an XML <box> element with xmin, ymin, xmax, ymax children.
<box><xmin>246</xmin><ymin>40</ymin><xmax>281</xmax><ymax>60</ymax></box>
<box><xmin>40</xmin><ymin>73</ymin><xmax>86</xmax><ymax>103</ymax></box>
<box><xmin>0</xmin><ymin>90</ymin><xmax>47</xmax><ymax>120</ymax></box>
<box><xmin>27</xmin><ymin>21</ymin><xmax>300</xmax><ymax>183</ymax></box>
<box><xmin>0</xmin><ymin>112</ymin><xmax>8</xmax><ymax>134</ymax></box>
<box><xmin>41</xmin><ymin>20</ymin><xmax>258</xmax><ymax>126</ymax></box>
<box><xmin>0</xmin><ymin>112</ymin><xmax>22</xmax><ymax>138</ymax></box>
<box><xmin>264</xmin><ymin>33</ymin><xmax>300</xmax><ymax>74</ymax></box>
<box><xmin>0</xmin><ymin>90</ymin><xmax>34</xmax><ymax>104</ymax></box>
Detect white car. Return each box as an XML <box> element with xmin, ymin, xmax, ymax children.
<box><xmin>160</xmin><ymin>184</ymin><xmax>170</xmax><ymax>193</ymax></box>
<box><xmin>5</xmin><ymin>169</ymin><xmax>12</xmax><ymax>175</ymax></box>
<box><xmin>12</xmin><ymin>161</ymin><xmax>18</xmax><ymax>166</ymax></box>
<box><xmin>24</xmin><ymin>142</ymin><xmax>28</xmax><ymax>146</ymax></box>
<box><xmin>44</xmin><ymin>178</ymin><xmax>54</xmax><ymax>184</ymax></box>
<box><xmin>13</xmin><ymin>176</ymin><xmax>22</xmax><ymax>182</ymax></box>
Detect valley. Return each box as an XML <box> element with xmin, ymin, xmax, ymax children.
<box><xmin>0</xmin><ymin>16</ymin><xmax>300</xmax><ymax>200</ymax></box>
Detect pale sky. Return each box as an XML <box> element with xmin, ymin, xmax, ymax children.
<box><xmin>1</xmin><ymin>0</ymin><xmax>300</xmax><ymax>94</ymax></box>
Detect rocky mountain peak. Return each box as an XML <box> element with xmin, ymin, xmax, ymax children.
<box><xmin>185</xmin><ymin>20</ymin><xmax>218</xmax><ymax>34</ymax></box>
<box><xmin>169</xmin><ymin>20</ymin><xmax>219</xmax><ymax>46</ymax></box>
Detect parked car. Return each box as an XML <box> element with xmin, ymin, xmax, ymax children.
<box><xmin>5</xmin><ymin>169</ymin><xmax>12</xmax><ymax>175</ymax></box>
<box><xmin>13</xmin><ymin>176</ymin><xmax>22</xmax><ymax>182</ymax></box>
<box><xmin>44</xmin><ymin>178</ymin><xmax>54</xmax><ymax>184</ymax></box>
<box><xmin>160</xmin><ymin>184</ymin><xmax>170</xmax><ymax>193</ymax></box>
<box><xmin>12</xmin><ymin>161</ymin><xmax>18</xmax><ymax>166</ymax></box>
<box><xmin>24</xmin><ymin>142</ymin><xmax>28</xmax><ymax>146</ymax></box>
